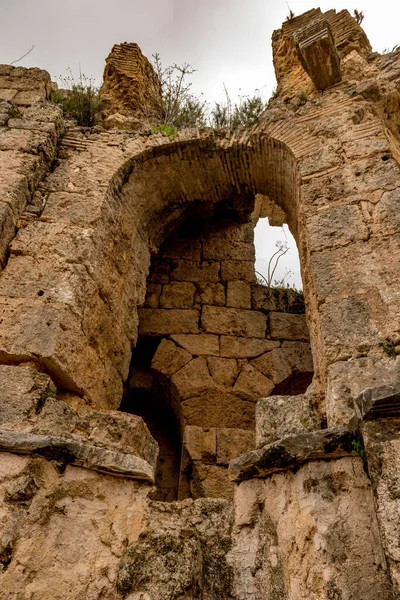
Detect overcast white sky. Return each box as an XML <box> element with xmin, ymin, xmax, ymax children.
<box><xmin>1</xmin><ymin>0</ymin><xmax>398</xmax><ymax>289</ymax></box>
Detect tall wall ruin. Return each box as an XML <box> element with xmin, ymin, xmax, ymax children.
<box><xmin>1</xmin><ymin>7</ymin><xmax>400</xmax><ymax>599</ymax></box>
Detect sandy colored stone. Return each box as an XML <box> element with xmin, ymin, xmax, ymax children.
<box><xmin>220</xmin><ymin>336</ymin><xmax>279</xmax><ymax>358</ymax></box>
<box><xmin>233</xmin><ymin>364</ymin><xmax>275</xmax><ymax>401</ymax></box>
<box><xmin>226</xmin><ymin>281</ymin><xmax>251</xmax><ymax>309</ymax></box>
<box><xmin>191</xmin><ymin>462</ymin><xmax>235</xmax><ymax>500</ymax></box>
<box><xmin>269</xmin><ymin>312</ymin><xmax>309</xmax><ymax>341</ymax></box>
<box><xmin>216</xmin><ymin>428</ymin><xmax>255</xmax><ymax>465</ymax></box>
<box><xmin>195</xmin><ymin>282</ymin><xmax>225</xmax><ymax>306</ymax></box>
<box><xmin>138</xmin><ymin>308</ymin><xmax>199</xmax><ymax>336</ymax></box>
<box><xmin>170</xmin><ymin>260</ymin><xmax>220</xmax><ymax>283</ymax></box>
<box><xmin>282</xmin><ymin>341</ymin><xmax>314</xmax><ymax>372</ymax></box>
<box><xmin>220</xmin><ymin>260</ymin><xmax>255</xmax><ymax>282</ymax></box>
<box><xmin>183</xmin><ymin>426</ymin><xmax>216</xmax><ymax>463</ymax></box>
<box><xmin>307</xmin><ymin>204</ymin><xmax>369</xmax><ymax>252</ymax></box>
<box><xmin>181</xmin><ymin>389</ymin><xmax>255</xmax><ymax>429</ymax></box>
<box><xmin>0</xmin><ymin>365</ymin><xmax>53</xmax><ymax>427</ymax></box>
<box><xmin>151</xmin><ymin>339</ymin><xmax>192</xmax><ymax>378</ymax></box>
<box><xmin>163</xmin><ymin>238</ymin><xmax>201</xmax><ymax>261</ymax></box>
<box><xmin>171</xmin><ymin>356</ymin><xmax>213</xmax><ymax>400</ymax></box>
<box><xmin>251</xmin><ymin>348</ymin><xmax>293</xmax><ymax>384</ymax></box>
<box><xmin>207</xmin><ymin>357</ymin><xmax>238</xmax><ymax>387</ymax></box>
<box><xmin>202</xmin><ymin>305</ymin><xmax>266</xmax><ymax>338</ymax></box>
<box><xmin>171</xmin><ymin>333</ymin><xmax>219</xmax><ymax>356</ymax></box>
<box><xmin>143</xmin><ymin>283</ymin><xmax>161</xmax><ymax>308</ymax></box>
<box><xmin>202</xmin><ymin>238</ymin><xmax>254</xmax><ymax>261</ymax></box>
<box><xmin>159</xmin><ymin>282</ymin><xmax>196</xmax><ymax>309</ymax></box>
<box><xmin>256</xmin><ymin>392</ymin><xmax>322</xmax><ymax>447</ymax></box>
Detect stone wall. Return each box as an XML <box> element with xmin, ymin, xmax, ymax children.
<box><xmin>1</xmin><ymin>7</ymin><xmax>400</xmax><ymax>598</ymax></box>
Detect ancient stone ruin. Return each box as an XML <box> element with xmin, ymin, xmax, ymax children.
<box><xmin>1</xmin><ymin>6</ymin><xmax>400</xmax><ymax>598</ymax></box>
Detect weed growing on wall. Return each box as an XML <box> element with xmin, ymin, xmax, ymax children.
<box><xmin>51</xmin><ymin>69</ymin><xmax>103</xmax><ymax>127</ymax></box>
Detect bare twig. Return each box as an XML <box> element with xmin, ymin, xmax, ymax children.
<box><xmin>10</xmin><ymin>45</ymin><xmax>35</xmax><ymax>66</ymax></box>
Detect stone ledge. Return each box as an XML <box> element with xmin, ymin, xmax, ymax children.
<box><xmin>0</xmin><ymin>429</ymin><xmax>155</xmax><ymax>482</ymax></box>
<box><xmin>354</xmin><ymin>383</ymin><xmax>400</xmax><ymax>420</ymax></box>
<box><xmin>229</xmin><ymin>427</ymin><xmax>356</xmax><ymax>482</ymax></box>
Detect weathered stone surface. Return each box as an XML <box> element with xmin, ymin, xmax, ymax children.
<box><xmin>216</xmin><ymin>428</ymin><xmax>255</xmax><ymax>465</ymax></box>
<box><xmin>207</xmin><ymin>357</ymin><xmax>238</xmax><ymax>387</ymax></box>
<box><xmin>170</xmin><ymin>260</ymin><xmax>220</xmax><ymax>283</ymax></box>
<box><xmin>191</xmin><ymin>462</ymin><xmax>235</xmax><ymax>499</ymax></box>
<box><xmin>269</xmin><ymin>312</ymin><xmax>309</xmax><ymax>341</ymax></box>
<box><xmin>171</xmin><ymin>333</ymin><xmax>219</xmax><ymax>356</ymax></box>
<box><xmin>151</xmin><ymin>339</ymin><xmax>192</xmax><ymax>378</ymax></box>
<box><xmin>307</xmin><ymin>204</ymin><xmax>368</xmax><ymax>252</ymax></box>
<box><xmin>159</xmin><ymin>282</ymin><xmax>196</xmax><ymax>308</ymax></box>
<box><xmin>117</xmin><ymin>499</ymin><xmax>234</xmax><ymax>599</ymax></box>
<box><xmin>354</xmin><ymin>383</ymin><xmax>400</xmax><ymax>420</ymax></box>
<box><xmin>202</xmin><ymin>306</ymin><xmax>266</xmax><ymax>338</ymax></box>
<box><xmin>229</xmin><ymin>427</ymin><xmax>356</xmax><ymax>482</ymax></box>
<box><xmin>295</xmin><ymin>18</ymin><xmax>342</xmax><ymax>90</ymax></box>
<box><xmin>256</xmin><ymin>392</ymin><xmax>322</xmax><ymax>447</ymax></box>
<box><xmin>229</xmin><ymin>457</ymin><xmax>392</xmax><ymax>600</ymax></box>
<box><xmin>220</xmin><ymin>260</ymin><xmax>255</xmax><ymax>282</ymax></box>
<box><xmin>0</xmin><ymin>453</ymin><xmax>150</xmax><ymax>599</ymax></box>
<box><xmin>0</xmin><ymin>365</ymin><xmax>52</xmax><ymax>426</ymax></box>
<box><xmin>171</xmin><ymin>357</ymin><xmax>213</xmax><ymax>400</ymax></box>
<box><xmin>183</xmin><ymin>426</ymin><xmax>216</xmax><ymax>462</ymax></box>
<box><xmin>220</xmin><ymin>336</ymin><xmax>279</xmax><ymax>358</ymax></box>
<box><xmin>362</xmin><ymin>418</ymin><xmax>400</xmax><ymax>594</ymax></box>
<box><xmin>181</xmin><ymin>389</ymin><xmax>255</xmax><ymax>429</ymax></box>
<box><xmin>138</xmin><ymin>308</ymin><xmax>199</xmax><ymax>336</ymax></box>
<box><xmin>233</xmin><ymin>364</ymin><xmax>275</xmax><ymax>401</ymax></box>
<box><xmin>101</xmin><ymin>42</ymin><xmax>162</xmax><ymax>123</ymax></box>
<box><xmin>251</xmin><ymin>348</ymin><xmax>293</xmax><ymax>385</ymax></box>
<box><xmin>195</xmin><ymin>282</ymin><xmax>225</xmax><ymax>306</ymax></box>
<box><xmin>0</xmin><ymin>429</ymin><xmax>155</xmax><ymax>481</ymax></box>
<box><xmin>226</xmin><ymin>280</ymin><xmax>251</xmax><ymax>309</ymax></box>
<box><xmin>251</xmin><ymin>284</ymin><xmax>306</xmax><ymax>314</ymax></box>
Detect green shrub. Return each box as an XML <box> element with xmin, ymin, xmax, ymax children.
<box><xmin>7</xmin><ymin>105</ymin><xmax>22</xmax><ymax>119</ymax></box>
<box><xmin>151</xmin><ymin>123</ymin><xmax>178</xmax><ymax>136</ymax></box>
<box><xmin>51</xmin><ymin>69</ymin><xmax>103</xmax><ymax>127</ymax></box>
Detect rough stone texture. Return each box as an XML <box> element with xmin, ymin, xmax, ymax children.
<box><xmin>229</xmin><ymin>458</ymin><xmax>392</xmax><ymax>600</ymax></box>
<box><xmin>362</xmin><ymin>418</ymin><xmax>400</xmax><ymax>595</ymax></box>
<box><xmin>295</xmin><ymin>18</ymin><xmax>342</xmax><ymax>90</ymax></box>
<box><xmin>100</xmin><ymin>43</ymin><xmax>162</xmax><ymax>128</ymax></box>
<box><xmin>0</xmin><ymin>8</ymin><xmax>400</xmax><ymax>598</ymax></box>
<box><xmin>256</xmin><ymin>391</ymin><xmax>322</xmax><ymax>447</ymax></box>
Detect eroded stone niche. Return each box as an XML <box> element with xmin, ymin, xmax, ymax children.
<box><xmin>122</xmin><ymin>199</ymin><xmax>314</xmax><ymax>500</ymax></box>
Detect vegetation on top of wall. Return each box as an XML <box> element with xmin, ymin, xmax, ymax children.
<box><xmin>152</xmin><ymin>55</ymin><xmax>267</xmax><ymax>132</ymax></box>
<box><xmin>51</xmin><ymin>70</ymin><xmax>103</xmax><ymax>127</ymax></box>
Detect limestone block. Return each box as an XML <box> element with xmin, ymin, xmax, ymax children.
<box><xmin>194</xmin><ymin>282</ymin><xmax>225</xmax><ymax>306</ymax></box>
<box><xmin>171</xmin><ymin>357</ymin><xmax>213</xmax><ymax>400</ymax></box>
<box><xmin>295</xmin><ymin>18</ymin><xmax>342</xmax><ymax>90</ymax></box>
<box><xmin>143</xmin><ymin>283</ymin><xmax>161</xmax><ymax>308</ymax></box>
<box><xmin>202</xmin><ymin>238</ymin><xmax>254</xmax><ymax>261</ymax></box>
<box><xmin>191</xmin><ymin>462</ymin><xmax>235</xmax><ymax>500</ymax></box>
<box><xmin>230</xmin><ymin>427</ymin><xmax>356</xmax><ymax>482</ymax></box>
<box><xmin>354</xmin><ymin>383</ymin><xmax>400</xmax><ymax>421</ymax></box>
<box><xmin>159</xmin><ymin>282</ymin><xmax>195</xmax><ymax>308</ymax></box>
<box><xmin>216</xmin><ymin>428</ymin><xmax>255</xmax><ymax>465</ymax></box>
<box><xmin>281</xmin><ymin>341</ymin><xmax>313</xmax><ymax>373</ymax></box>
<box><xmin>171</xmin><ymin>334</ymin><xmax>219</xmax><ymax>356</ymax></box>
<box><xmin>207</xmin><ymin>357</ymin><xmax>238</xmax><ymax>387</ymax></box>
<box><xmin>256</xmin><ymin>393</ymin><xmax>321</xmax><ymax>448</ymax></box>
<box><xmin>233</xmin><ymin>364</ymin><xmax>275</xmax><ymax>401</ymax></box>
<box><xmin>230</xmin><ymin>456</ymin><xmax>392</xmax><ymax>600</ymax></box>
<box><xmin>101</xmin><ymin>42</ymin><xmax>162</xmax><ymax>120</ymax></box>
<box><xmin>201</xmin><ymin>306</ymin><xmax>266</xmax><ymax>338</ymax></box>
<box><xmin>251</xmin><ymin>348</ymin><xmax>293</xmax><ymax>385</ymax></box>
<box><xmin>362</xmin><ymin>418</ymin><xmax>400</xmax><ymax>594</ymax></box>
<box><xmin>151</xmin><ymin>339</ymin><xmax>192</xmax><ymax>378</ymax></box>
<box><xmin>138</xmin><ymin>308</ymin><xmax>199</xmax><ymax>336</ymax></box>
<box><xmin>307</xmin><ymin>204</ymin><xmax>368</xmax><ymax>252</ymax></box>
<box><xmin>0</xmin><ymin>89</ymin><xmax>17</xmax><ymax>102</ymax></box>
<box><xmin>220</xmin><ymin>260</ymin><xmax>255</xmax><ymax>282</ymax></box>
<box><xmin>183</xmin><ymin>426</ymin><xmax>216</xmax><ymax>462</ymax></box>
<box><xmin>220</xmin><ymin>336</ymin><xmax>279</xmax><ymax>358</ymax></box>
<box><xmin>269</xmin><ymin>312</ymin><xmax>309</xmax><ymax>341</ymax></box>
<box><xmin>170</xmin><ymin>260</ymin><xmax>220</xmax><ymax>283</ymax></box>
<box><xmin>326</xmin><ymin>355</ymin><xmax>400</xmax><ymax>427</ymax></box>
<box><xmin>0</xmin><ymin>365</ymin><xmax>53</xmax><ymax>427</ymax></box>
<box><xmin>181</xmin><ymin>389</ymin><xmax>255</xmax><ymax>429</ymax></box>
<box><xmin>226</xmin><ymin>281</ymin><xmax>251</xmax><ymax>309</ymax></box>
<box><xmin>319</xmin><ymin>298</ymin><xmax>378</xmax><ymax>364</ymax></box>
<box><xmin>163</xmin><ymin>238</ymin><xmax>201</xmax><ymax>261</ymax></box>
